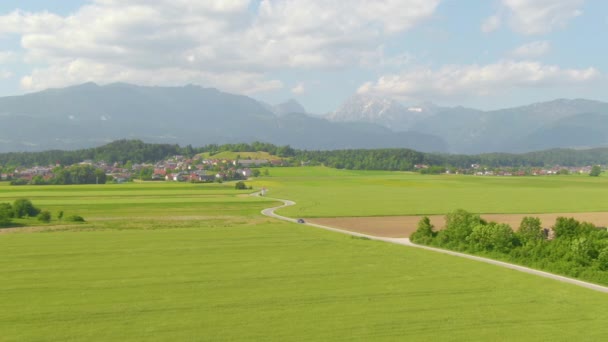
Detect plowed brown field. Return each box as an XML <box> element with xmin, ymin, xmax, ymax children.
<box><xmin>308</xmin><ymin>212</ymin><xmax>608</xmax><ymax>238</ymax></box>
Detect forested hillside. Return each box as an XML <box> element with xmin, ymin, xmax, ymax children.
<box><xmin>2</xmin><ymin>140</ymin><xmax>608</xmax><ymax>170</ymax></box>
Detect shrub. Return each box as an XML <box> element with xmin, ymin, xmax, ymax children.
<box><xmin>65</xmin><ymin>215</ymin><xmax>85</xmax><ymax>222</ymax></box>
<box><xmin>0</xmin><ymin>203</ymin><xmax>12</xmax><ymax>227</ymax></box>
<box><xmin>0</xmin><ymin>203</ymin><xmax>13</xmax><ymax>218</ymax></box>
<box><xmin>9</xmin><ymin>178</ymin><xmax>28</xmax><ymax>186</ymax></box>
<box><xmin>37</xmin><ymin>211</ymin><xmax>52</xmax><ymax>223</ymax></box>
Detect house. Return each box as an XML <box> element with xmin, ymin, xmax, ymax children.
<box><xmin>237</xmin><ymin>168</ymin><xmax>252</xmax><ymax>178</ymax></box>
<box><xmin>154</xmin><ymin>169</ymin><xmax>167</xmax><ymax>176</ymax></box>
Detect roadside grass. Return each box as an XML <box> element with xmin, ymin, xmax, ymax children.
<box><xmin>2</xmin><ymin>221</ymin><xmax>608</xmax><ymax>341</ymax></box>
<box><xmin>252</xmin><ymin>167</ymin><xmax>608</xmax><ymax>217</ymax></box>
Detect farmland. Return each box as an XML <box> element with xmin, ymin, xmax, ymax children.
<box><xmin>3</xmin><ymin>172</ymin><xmax>608</xmax><ymax>340</ymax></box>
<box><xmin>251</xmin><ymin>167</ymin><xmax>608</xmax><ymax>217</ymax></box>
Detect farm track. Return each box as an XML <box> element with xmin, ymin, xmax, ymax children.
<box><xmin>259</xmin><ymin>194</ymin><xmax>608</xmax><ymax>294</ymax></box>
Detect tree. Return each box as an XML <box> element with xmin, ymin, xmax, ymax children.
<box><xmin>235</xmin><ymin>181</ymin><xmax>247</xmax><ymax>190</ymax></box>
<box><xmin>590</xmin><ymin>165</ymin><xmax>601</xmax><ymax>177</ymax></box>
<box><xmin>31</xmin><ymin>175</ymin><xmax>47</xmax><ymax>185</ymax></box>
<box><xmin>518</xmin><ymin>217</ymin><xmax>543</xmax><ymax>245</ymax></box>
<box><xmin>252</xmin><ymin>169</ymin><xmax>261</xmax><ymax>177</ymax></box>
<box><xmin>466</xmin><ymin>222</ymin><xmax>514</xmax><ymax>253</ymax></box>
<box><xmin>438</xmin><ymin>209</ymin><xmax>484</xmax><ymax>249</ymax></box>
<box><xmin>553</xmin><ymin>217</ymin><xmax>580</xmax><ymax>239</ymax></box>
<box><xmin>410</xmin><ymin>216</ymin><xmax>435</xmax><ymax>244</ymax></box>
<box><xmin>138</xmin><ymin>167</ymin><xmax>154</xmax><ymax>181</ymax></box>
<box><xmin>94</xmin><ymin>168</ymin><xmax>107</xmax><ymax>184</ymax></box>
<box><xmin>13</xmin><ymin>199</ymin><xmax>40</xmax><ymax>218</ymax></box>
<box><xmin>57</xmin><ymin>211</ymin><xmax>64</xmax><ymax>221</ymax></box>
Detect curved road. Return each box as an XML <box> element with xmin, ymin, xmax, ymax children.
<box><xmin>259</xmin><ymin>194</ymin><xmax>608</xmax><ymax>294</ymax></box>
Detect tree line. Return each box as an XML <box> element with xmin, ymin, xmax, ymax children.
<box><xmin>3</xmin><ymin>140</ymin><xmax>608</xmax><ymax>170</ymax></box>
<box><xmin>411</xmin><ymin>210</ymin><xmax>608</xmax><ymax>285</ymax></box>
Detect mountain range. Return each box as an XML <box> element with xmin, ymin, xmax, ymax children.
<box><xmin>0</xmin><ymin>82</ymin><xmax>607</xmax><ymax>154</ymax></box>
<box><xmin>330</xmin><ymin>95</ymin><xmax>608</xmax><ymax>154</ymax></box>
<box><xmin>0</xmin><ymin>83</ymin><xmax>445</xmax><ymax>153</ymax></box>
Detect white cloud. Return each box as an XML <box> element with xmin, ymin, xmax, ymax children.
<box><xmin>510</xmin><ymin>40</ymin><xmax>551</xmax><ymax>58</ymax></box>
<box><xmin>20</xmin><ymin>59</ymin><xmax>283</xmax><ymax>95</ymax></box>
<box><xmin>0</xmin><ymin>51</ymin><xmax>16</xmax><ymax>63</ymax></box>
<box><xmin>0</xmin><ymin>0</ymin><xmax>440</xmax><ymax>93</ymax></box>
<box><xmin>502</xmin><ymin>0</ymin><xmax>585</xmax><ymax>35</ymax></box>
<box><xmin>359</xmin><ymin>60</ymin><xmax>600</xmax><ymax>100</ymax></box>
<box><xmin>291</xmin><ymin>83</ymin><xmax>305</xmax><ymax>95</ymax></box>
<box><xmin>481</xmin><ymin>15</ymin><xmax>501</xmax><ymax>33</ymax></box>
<box><xmin>0</xmin><ymin>70</ymin><xmax>13</xmax><ymax>79</ymax></box>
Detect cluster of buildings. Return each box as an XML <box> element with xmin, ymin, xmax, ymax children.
<box><xmin>1</xmin><ymin>166</ymin><xmax>54</xmax><ymax>182</ymax></box>
<box><xmin>414</xmin><ymin>163</ymin><xmax>600</xmax><ymax>176</ymax></box>
<box><xmin>468</xmin><ymin>164</ymin><xmax>596</xmax><ymax>176</ymax></box>
<box><xmin>2</xmin><ymin>154</ymin><xmax>285</xmax><ymax>184</ymax></box>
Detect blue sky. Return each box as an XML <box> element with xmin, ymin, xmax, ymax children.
<box><xmin>0</xmin><ymin>0</ymin><xmax>606</xmax><ymax>113</ymax></box>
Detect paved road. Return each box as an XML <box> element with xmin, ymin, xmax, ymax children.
<box><xmin>259</xmin><ymin>194</ymin><xmax>608</xmax><ymax>294</ymax></box>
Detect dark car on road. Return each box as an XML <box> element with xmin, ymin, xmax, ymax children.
<box><xmin>297</xmin><ymin>218</ymin><xmax>305</xmax><ymax>224</ymax></box>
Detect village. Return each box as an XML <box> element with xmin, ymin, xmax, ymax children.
<box><xmin>414</xmin><ymin>163</ymin><xmax>599</xmax><ymax>176</ymax></box>
<box><xmin>1</xmin><ymin>155</ymin><xmax>285</xmax><ymax>184</ymax></box>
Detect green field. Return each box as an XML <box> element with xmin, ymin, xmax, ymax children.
<box><xmin>198</xmin><ymin>151</ymin><xmax>281</xmax><ymax>161</ymax></box>
<box><xmin>252</xmin><ymin>167</ymin><xmax>608</xmax><ymax>217</ymax></box>
<box><xmin>0</xmin><ymin>182</ymin><xmax>275</xmax><ymax>222</ymax></box>
<box><xmin>3</xmin><ymin>173</ymin><xmax>608</xmax><ymax>340</ymax></box>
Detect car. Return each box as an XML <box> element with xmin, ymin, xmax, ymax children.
<box><xmin>297</xmin><ymin>218</ymin><xmax>305</xmax><ymax>224</ymax></box>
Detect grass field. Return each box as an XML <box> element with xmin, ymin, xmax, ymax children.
<box><xmin>198</xmin><ymin>151</ymin><xmax>281</xmax><ymax>161</ymax></box>
<box><xmin>252</xmin><ymin>167</ymin><xmax>608</xmax><ymax>217</ymax></box>
<box><xmin>0</xmin><ymin>182</ymin><xmax>275</xmax><ymax>222</ymax></box>
<box><xmin>3</xmin><ymin>174</ymin><xmax>608</xmax><ymax>340</ymax></box>
<box><xmin>3</xmin><ymin>219</ymin><xmax>608</xmax><ymax>341</ymax></box>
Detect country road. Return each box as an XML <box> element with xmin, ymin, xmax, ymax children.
<box><xmin>258</xmin><ymin>194</ymin><xmax>608</xmax><ymax>294</ymax></box>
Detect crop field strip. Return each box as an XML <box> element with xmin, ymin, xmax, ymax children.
<box><xmin>309</xmin><ymin>212</ymin><xmax>608</xmax><ymax>238</ymax></box>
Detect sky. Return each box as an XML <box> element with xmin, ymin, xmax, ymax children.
<box><xmin>0</xmin><ymin>0</ymin><xmax>607</xmax><ymax>113</ymax></box>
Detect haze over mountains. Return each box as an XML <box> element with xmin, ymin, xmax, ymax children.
<box><xmin>1</xmin><ymin>82</ymin><xmax>607</xmax><ymax>154</ymax></box>
<box><xmin>330</xmin><ymin>95</ymin><xmax>608</xmax><ymax>154</ymax></box>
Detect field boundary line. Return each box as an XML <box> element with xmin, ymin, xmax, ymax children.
<box><xmin>258</xmin><ymin>194</ymin><xmax>608</xmax><ymax>294</ymax></box>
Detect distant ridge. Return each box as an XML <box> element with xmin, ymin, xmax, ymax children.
<box><xmin>0</xmin><ymin>83</ymin><xmax>447</xmax><ymax>153</ymax></box>
<box><xmin>328</xmin><ymin>95</ymin><xmax>608</xmax><ymax>154</ymax></box>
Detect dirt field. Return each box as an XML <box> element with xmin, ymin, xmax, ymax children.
<box><xmin>308</xmin><ymin>212</ymin><xmax>608</xmax><ymax>238</ymax></box>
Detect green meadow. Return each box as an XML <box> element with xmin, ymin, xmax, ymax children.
<box><xmin>2</xmin><ymin>172</ymin><xmax>608</xmax><ymax>340</ymax></box>
<box><xmin>252</xmin><ymin>167</ymin><xmax>608</xmax><ymax>217</ymax></box>
<box><xmin>198</xmin><ymin>151</ymin><xmax>281</xmax><ymax>161</ymax></box>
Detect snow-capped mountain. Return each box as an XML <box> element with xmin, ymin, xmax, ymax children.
<box><xmin>327</xmin><ymin>94</ymin><xmax>433</xmax><ymax>131</ymax></box>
